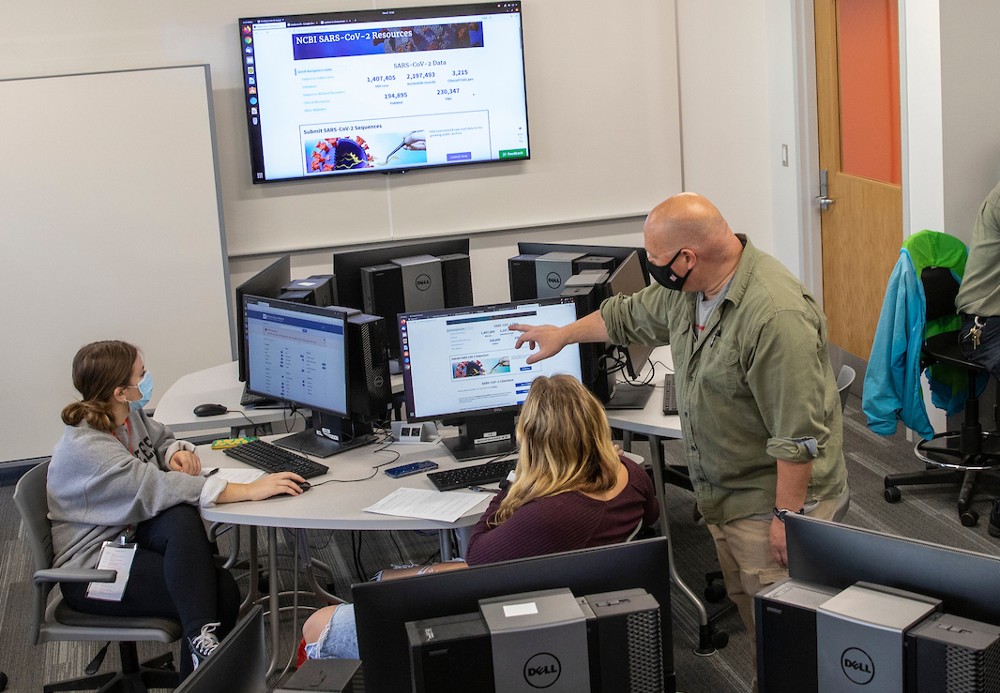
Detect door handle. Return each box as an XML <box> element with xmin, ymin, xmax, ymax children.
<box><xmin>817</xmin><ymin>169</ymin><xmax>835</xmax><ymax>211</ymax></box>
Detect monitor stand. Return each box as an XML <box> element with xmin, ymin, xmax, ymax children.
<box><xmin>442</xmin><ymin>413</ymin><xmax>517</xmax><ymax>462</ymax></box>
<box><xmin>273</xmin><ymin>414</ymin><xmax>373</xmax><ymax>459</ymax></box>
<box><xmin>604</xmin><ymin>383</ymin><xmax>654</xmax><ymax>410</ymax></box>
<box><xmin>273</xmin><ymin>429</ymin><xmax>368</xmax><ymax>458</ymax></box>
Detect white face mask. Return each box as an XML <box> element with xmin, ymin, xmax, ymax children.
<box><xmin>128</xmin><ymin>371</ymin><xmax>153</xmax><ymax>411</ymax></box>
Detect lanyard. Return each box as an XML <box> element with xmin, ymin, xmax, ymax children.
<box><xmin>112</xmin><ymin>418</ymin><xmax>132</xmax><ymax>454</ymax></box>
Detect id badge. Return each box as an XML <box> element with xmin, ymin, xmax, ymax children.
<box><xmin>86</xmin><ymin>540</ymin><xmax>137</xmax><ymax>602</ymax></box>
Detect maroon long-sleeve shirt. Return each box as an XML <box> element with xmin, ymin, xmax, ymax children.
<box><xmin>465</xmin><ymin>456</ymin><xmax>659</xmax><ymax>566</ymax></box>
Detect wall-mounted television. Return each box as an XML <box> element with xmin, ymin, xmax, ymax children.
<box><xmin>239</xmin><ymin>2</ymin><xmax>529</xmax><ymax>183</ymax></box>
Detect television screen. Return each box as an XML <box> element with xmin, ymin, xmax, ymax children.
<box><xmin>239</xmin><ymin>2</ymin><xmax>529</xmax><ymax>183</ymax></box>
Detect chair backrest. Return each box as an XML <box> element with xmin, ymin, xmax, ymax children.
<box><xmin>921</xmin><ymin>266</ymin><xmax>961</xmax><ymax>324</ymax></box>
<box><xmin>836</xmin><ymin>364</ymin><xmax>856</xmax><ymax>413</ymax></box>
<box><xmin>12</xmin><ymin>460</ymin><xmax>55</xmax><ymax>644</ymax></box>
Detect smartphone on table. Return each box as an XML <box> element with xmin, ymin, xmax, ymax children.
<box><xmin>384</xmin><ymin>460</ymin><xmax>439</xmax><ymax>478</ymax></box>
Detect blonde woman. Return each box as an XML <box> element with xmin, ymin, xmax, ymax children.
<box><xmin>302</xmin><ymin>373</ymin><xmax>658</xmax><ymax>659</ymax></box>
<box><xmin>465</xmin><ymin>373</ymin><xmax>659</xmax><ymax>563</ymax></box>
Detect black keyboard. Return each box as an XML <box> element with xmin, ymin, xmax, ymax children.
<box><xmin>427</xmin><ymin>459</ymin><xmax>517</xmax><ymax>492</ymax></box>
<box><xmin>223</xmin><ymin>440</ymin><xmax>329</xmax><ymax>479</ymax></box>
<box><xmin>662</xmin><ymin>372</ymin><xmax>678</xmax><ymax>415</ymax></box>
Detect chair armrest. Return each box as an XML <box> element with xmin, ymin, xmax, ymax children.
<box><xmin>34</xmin><ymin>568</ymin><xmax>117</xmax><ymax>584</ymax></box>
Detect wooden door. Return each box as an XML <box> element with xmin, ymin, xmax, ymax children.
<box><xmin>814</xmin><ymin>0</ymin><xmax>903</xmax><ymax>360</ymax></box>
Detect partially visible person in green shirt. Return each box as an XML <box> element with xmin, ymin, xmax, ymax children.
<box><xmin>511</xmin><ymin>192</ymin><xmax>848</xmax><ymax>689</ymax></box>
<box><xmin>956</xmin><ymin>179</ymin><xmax>1000</xmax><ymax>379</ymax></box>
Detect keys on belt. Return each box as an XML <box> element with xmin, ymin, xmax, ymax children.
<box><xmin>967</xmin><ymin>316</ymin><xmax>985</xmax><ymax>350</ymax></box>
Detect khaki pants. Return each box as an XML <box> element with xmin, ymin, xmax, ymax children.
<box><xmin>707</xmin><ymin>488</ymin><xmax>849</xmax><ymax>691</ymax></box>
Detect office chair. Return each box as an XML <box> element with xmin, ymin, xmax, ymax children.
<box><xmin>13</xmin><ymin>461</ymin><xmax>182</xmax><ymax>693</ymax></box>
<box><xmin>882</xmin><ymin>265</ymin><xmax>1000</xmax><ymax>527</ymax></box>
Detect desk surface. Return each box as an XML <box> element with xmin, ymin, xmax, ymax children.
<box><xmin>154</xmin><ymin>361</ymin><xmax>284</xmax><ymax>436</ymax></box>
<box><xmin>604</xmin><ymin>346</ymin><xmax>682</xmax><ymax>438</ymax></box>
<box><xmin>156</xmin><ymin>361</ymin><xmax>405</xmax><ymax>437</ymax></box>
<box><xmin>199</xmin><ymin>435</ymin><xmax>494</xmax><ymax>532</ymax></box>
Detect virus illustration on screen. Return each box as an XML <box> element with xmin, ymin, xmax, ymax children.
<box><xmin>309</xmin><ymin>136</ymin><xmax>373</xmax><ymax>172</ymax></box>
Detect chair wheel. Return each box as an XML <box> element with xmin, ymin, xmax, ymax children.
<box><xmin>712</xmin><ymin>629</ymin><xmax>729</xmax><ymax>649</ymax></box>
<box><xmin>704</xmin><ymin>582</ymin><xmax>728</xmax><ymax>603</ymax></box>
<box><xmin>961</xmin><ymin>510</ymin><xmax>979</xmax><ymax>527</ymax></box>
<box><xmin>884</xmin><ymin>486</ymin><xmax>902</xmax><ymax>503</ymax></box>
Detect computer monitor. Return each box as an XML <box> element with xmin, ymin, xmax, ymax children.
<box><xmin>243</xmin><ymin>295</ymin><xmax>371</xmax><ymax>457</ymax></box>
<box><xmin>235</xmin><ymin>255</ymin><xmax>291</xmax><ymax>382</ymax></box>
<box><xmin>398</xmin><ymin>297</ymin><xmax>583</xmax><ymax>461</ymax></box>
<box><xmin>605</xmin><ymin>250</ymin><xmax>654</xmax><ymax>379</ymax></box>
<box><xmin>175</xmin><ymin>605</ymin><xmax>267</xmax><ymax>693</ymax></box>
<box><xmin>332</xmin><ymin>237</ymin><xmax>470</xmax><ymax>313</ymax></box>
<box><xmin>786</xmin><ymin>514</ymin><xmax>1000</xmax><ymax>625</ymax></box>
<box><xmin>353</xmin><ymin>537</ymin><xmax>675</xmax><ymax>693</ymax></box>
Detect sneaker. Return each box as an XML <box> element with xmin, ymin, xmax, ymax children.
<box><xmin>989</xmin><ymin>500</ymin><xmax>1000</xmax><ymax>538</ymax></box>
<box><xmin>189</xmin><ymin>622</ymin><xmax>221</xmax><ymax>670</ymax></box>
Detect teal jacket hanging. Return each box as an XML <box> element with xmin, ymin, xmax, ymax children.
<box><xmin>862</xmin><ymin>230</ymin><xmax>969</xmax><ymax>439</ymax></box>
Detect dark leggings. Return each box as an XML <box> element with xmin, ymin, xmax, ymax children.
<box><xmin>61</xmin><ymin>504</ymin><xmax>240</xmax><ymax>677</ymax></box>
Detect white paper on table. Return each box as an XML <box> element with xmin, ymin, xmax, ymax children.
<box><xmin>86</xmin><ymin>541</ymin><xmax>137</xmax><ymax>601</ymax></box>
<box><xmin>363</xmin><ymin>487</ymin><xmax>490</xmax><ymax>523</ymax></box>
<box><xmin>205</xmin><ymin>468</ymin><xmax>266</xmax><ymax>483</ymax></box>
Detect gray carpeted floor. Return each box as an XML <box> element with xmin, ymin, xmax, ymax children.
<box><xmin>3</xmin><ymin>391</ymin><xmax>1000</xmax><ymax>692</ymax></box>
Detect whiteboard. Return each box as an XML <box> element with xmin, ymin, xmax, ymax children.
<box><xmin>0</xmin><ymin>65</ymin><xmax>232</xmax><ymax>462</ymax></box>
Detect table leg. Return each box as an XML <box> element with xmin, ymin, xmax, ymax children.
<box><xmin>242</xmin><ymin>529</ymin><xmax>260</xmax><ymax>613</ymax></box>
<box><xmin>266</xmin><ymin>526</ymin><xmax>281</xmax><ymax>678</ymax></box>
<box><xmin>294</xmin><ymin>529</ymin><xmax>346</xmax><ymax>605</ymax></box>
<box><xmin>439</xmin><ymin>529</ymin><xmax>455</xmax><ymax>561</ymax></box>
<box><xmin>647</xmin><ymin>434</ymin><xmax>719</xmax><ymax>656</ymax></box>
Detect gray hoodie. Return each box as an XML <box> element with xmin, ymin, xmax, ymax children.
<box><xmin>47</xmin><ymin>409</ymin><xmax>227</xmax><ymax>569</ymax></box>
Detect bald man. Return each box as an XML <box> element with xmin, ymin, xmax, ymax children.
<box><xmin>512</xmin><ymin>193</ymin><xmax>848</xmax><ymax>681</ymax></box>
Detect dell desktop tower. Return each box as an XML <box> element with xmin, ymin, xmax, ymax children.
<box><xmin>392</xmin><ymin>254</ymin><xmax>445</xmax><ymax>312</ymax></box>
<box><xmin>756</xmin><ymin>578</ymin><xmax>840</xmax><ymax>693</ymax></box>
<box><xmin>563</xmin><ymin>284</ymin><xmax>613</xmax><ymax>403</ymax></box>
<box><xmin>905</xmin><ymin>612</ymin><xmax>1000</xmax><ymax>692</ymax></box>
<box><xmin>360</xmin><ymin>263</ymin><xmax>405</xmax><ymax>358</ymax></box>
<box><xmin>508</xmin><ymin>254</ymin><xmax>540</xmax><ymax>300</ymax></box>
<box><xmin>346</xmin><ymin>313</ymin><xmax>393</xmax><ymax>423</ymax></box>
<box><xmin>438</xmin><ymin>252</ymin><xmax>474</xmax><ymax>307</ymax></box>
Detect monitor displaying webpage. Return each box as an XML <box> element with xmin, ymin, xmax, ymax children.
<box><xmin>244</xmin><ymin>297</ymin><xmax>349</xmax><ymax>416</ymax></box>
<box><xmin>399</xmin><ymin>298</ymin><xmax>583</xmax><ymax>421</ymax></box>
<box><xmin>240</xmin><ymin>2</ymin><xmax>529</xmax><ymax>182</ymax></box>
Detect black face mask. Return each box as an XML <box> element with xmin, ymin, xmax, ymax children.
<box><xmin>648</xmin><ymin>249</ymin><xmax>690</xmax><ymax>291</ymax></box>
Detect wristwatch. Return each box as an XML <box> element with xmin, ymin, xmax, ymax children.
<box><xmin>773</xmin><ymin>506</ymin><xmax>804</xmax><ymax>523</ymax></box>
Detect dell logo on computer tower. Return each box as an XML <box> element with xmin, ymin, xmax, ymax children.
<box><xmin>523</xmin><ymin>653</ymin><xmax>561</xmax><ymax>688</ymax></box>
<box><xmin>840</xmin><ymin>648</ymin><xmax>875</xmax><ymax>685</ymax></box>
<box><xmin>415</xmin><ymin>273</ymin><xmax>432</xmax><ymax>291</ymax></box>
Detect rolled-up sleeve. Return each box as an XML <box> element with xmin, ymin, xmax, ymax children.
<box><xmin>750</xmin><ymin>309</ymin><xmax>832</xmax><ymax>463</ymax></box>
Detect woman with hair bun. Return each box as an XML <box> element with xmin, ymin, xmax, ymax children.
<box><xmin>48</xmin><ymin>340</ymin><xmax>307</xmax><ymax>678</ymax></box>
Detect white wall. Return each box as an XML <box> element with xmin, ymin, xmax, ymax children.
<box><xmin>673</xmin><ymin>1</ymin><xmax>810</xmax><ymax>290</ymax></box>
<box><xmin>939</xmin><ymin>1</ymin><xmax>1000</xmax><ymax>241</ymax></box>
<box><xmin>900</xmin><ymin>0</ymin><xmax>945</xmax><ymax>237</ymax></box>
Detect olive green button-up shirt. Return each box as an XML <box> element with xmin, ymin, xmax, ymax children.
<box><xmin>601</xmin><ymin>236</ymin><xmax>846</xmax><ymax>525</ymax></box>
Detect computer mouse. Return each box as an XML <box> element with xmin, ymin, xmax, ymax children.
<box><xmin>193</xmin><ymin>403</ymin><xmax>228</xmax><ymax>417</ymax></box>
<box><xmin>297</xmin><ymin>482</ymin><xmax>312</xmax><ymax>493</ymax></box>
